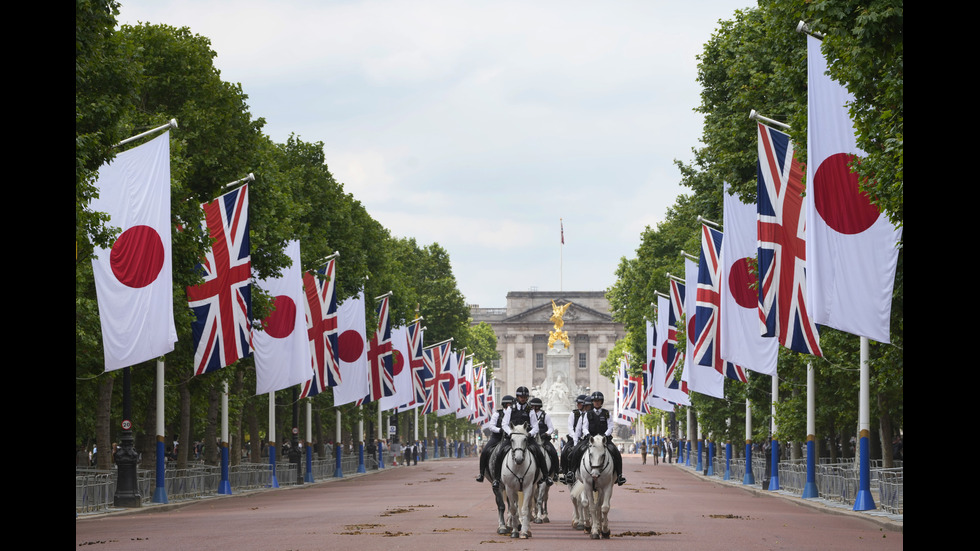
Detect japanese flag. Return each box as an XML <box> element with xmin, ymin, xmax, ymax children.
<box><xmin>90</xmin><ymin>132</ymin><xmax>177</xmax><ymax>371</ymax></box>
<box><xmin>805</xmin><ymin>35</ymin><xmax>902</xmax><ymax>343</ymax></box>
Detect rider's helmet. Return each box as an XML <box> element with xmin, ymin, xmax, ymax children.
<box><xmin>576</xmin><ymin>394</ymin><xmax>588</xmax><ymax>406</ymax></box>
<box><xmin>529</xmin><ymin>397</ymin><xmax>543</xmax><ymax>408</ymax></box>
<box><xmin>501</xmin><ymin>395</ymin><xmax>515</xmax><ymax>407</ymax></box>
<box><xmin>590</xmin><ymin>391</ymin><xmax>605</xmax><ymax>405</ymax></box>
<box><xmin>515</xmin><ymin>386</ymin><xmax>530</xmax><ymax>403</ymax></box>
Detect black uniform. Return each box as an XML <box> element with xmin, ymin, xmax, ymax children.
<box><xmin>569</xmin><ymin>407</ymin><xmax>625</xmax><ymax>485</ymax></box>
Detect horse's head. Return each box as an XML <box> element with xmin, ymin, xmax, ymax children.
<box><xmin>586</xmin><ymin>435</ymin><xmax>609</xmax><ymax>477</ymax></box>
<box><xmin>510</xmin><ymin>425</ymin><xmax>529</xmax><ymax>464</ymax></box>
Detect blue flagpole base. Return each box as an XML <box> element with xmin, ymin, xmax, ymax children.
<box><xmin>768</xmin><ymin>440</ymin><xmax>780</xmax><ymax>491</ymax></box>
<box><xmin>268</xmin><ymin>446</ymin><xmax>279</xmax><ymax>488</ymax></box>
<box><xmin>219</xmin><ymin>446</ymin><xmax>232</xmax><ymax>495</ymax></box>
<box><xmin>305</xmin><ymin>447</ymin><xmax>314</xmax><ymax>482</ymax></box>
<box><xmin>802</xmin><ymin>439</ymin><xmax>817</xmax><ymax>498</ymax></box>
<box><xmin>333</xmin><ymin>445</ymin><xmax>344</xmax><ymax>478</ymax></box>
<box><xmin>853</xmin><ymin>490</ymin><xmax>876</xmax><ymax>511</ymax></box>
<box><xmin>853</xmin><ymin>435</ymin><xmax>876</xmax><ymax>510</ymax></box>
<box><xmin>152</xmin><ymin>486</ymin><xmax>168</xmax><ymax>504</ymax></box>
<box><xmin>743</xmin><ymin>443</ymin><xmax>754</xmax><ymax>485</ymax></box>
<box><xmin>153</xmin><ymin>440</ymin><xmax>168</xmax><ymax>503</ymax></box>
<box><xmin>357</xmin><ymin>443</ymin><xmax>366</xmax><ymax>473</ymax></box>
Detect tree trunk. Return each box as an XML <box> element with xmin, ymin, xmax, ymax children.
<box><xmin>248</xmin><ymin>399</ymin><xmax>261</xmax><ymax>462</ymax></box>
<box><xmin>877</xmin><ymin>393</ymin><xmax>894</xmax><ymax>468</ymax></box>
<box><xmin>177</xmin><ymin>381</ymin><xmax>191</xmax><ymax>469</ymax></box>
<box><xmin>96</xmin><ymin>375</ymin><xmax>114</xmax><ymax>470</ymax></box>
<box><xmin>231</xmin><ymin>368</ymin><xmax>245</xmax><ymax>466</ymax></box>
<box><xmin>204</xmin><ymin>382</ymin><xmax>220</xmax><ymax>465</ymax></box>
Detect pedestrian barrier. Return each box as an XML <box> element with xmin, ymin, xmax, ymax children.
<box><xmin>705</xmin><ymin>451</ymin><xmax>902</xmax><ymax>513</ymax></box>
<box><xmin>76</xmin><ymin>450</ymin><xmax>400</xmax><ymax>515</ymax></box>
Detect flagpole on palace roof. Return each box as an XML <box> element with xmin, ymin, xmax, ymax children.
<box><xmin>748</xmin><ymin>110</ymin><xmax>791</xmax><ymax>131</ymax></box>
<box><xmin>114</xmin><ymin>119</ymin><xmax>178</xmax><ymax>148</ymax></box>
<box><xmin>560</xmin><ymin>218</ymin><xmax>564</xmax><ymax>295</ymax></box>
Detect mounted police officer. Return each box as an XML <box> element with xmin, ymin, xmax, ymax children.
<box><xmin>529</xmin><ymin>397</ymin><xmax>559</xmax><ymax>484</ymax></box>
<box><xmin>567</xmin><ymin>391</ymin><xmax>626</xmax><ymax>486</ymax></box>
<box><xmin>560</xmin><ymin>394</ymin><xmax>588</xmax><ymax>481</ymax></box>
<box><xmin>491</xmin><ymin>386</ymin><xmax>549</xmax><ymax>489</ymax></box>
<box><xmin>476</xmin><ymin>394</ymin><xmax>513</xmax><ymax>482</ymax></box>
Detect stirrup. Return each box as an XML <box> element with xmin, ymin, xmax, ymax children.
<box><xmin>617</xmin><ymin>476</ymin><xmax>626</xmax><ymax>486</ymax></box>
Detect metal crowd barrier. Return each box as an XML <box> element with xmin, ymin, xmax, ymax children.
<box><xmin>702</xmin><ymin>449</ymin><xmax>902</xmax><ymax>514</ymax></box>
<box><xmin>76</xmin><ymin>450</ymin><xmax>401</xmax><ymax>515</ymax></box>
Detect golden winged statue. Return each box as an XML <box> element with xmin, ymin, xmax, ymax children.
<box><xmin>548</xmin><ymin>300</ymin><xmax>572</xmax><ymax>349</ymax></box>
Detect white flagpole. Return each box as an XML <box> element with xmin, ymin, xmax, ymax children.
<box><xmin>219</xmin><ymin>381</ymin><xmax>231</xmax><ymax>493</ymax></box>
<box><xmin>152</xmin><ymin>359</ymin><xmax>168</xmax><ymax>503</ymax></box>
<box><xmin>114</xmin><ymin>119</ymin><xmax>178</xmax><ymax>148</ymax></box>
<box><xmin>269</xmin><ymin>393</ymin><xmax>279</xmax><ymax>487</ymax></box>
<box><xmin>803</xmin><ymin>363</ymin><xmax>817</xmax><ymax>497</ymax></box>
<box><xmin>854</xmin><ymin>337</ymin><xmax>876</xmax><ymax>510</ymax></box>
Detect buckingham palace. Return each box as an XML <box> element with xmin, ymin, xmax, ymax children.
<box><xmin>469</xmin><ymin>290</ymin><xmax>625</xmax><ymax>408</ymax></box>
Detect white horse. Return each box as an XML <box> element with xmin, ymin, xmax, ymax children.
<box><xmin>532</xmin><ymin>433</ymin><xmax>553</xmax><ymax>524</ymax></box>
<box><xmin>570</xmin><ymin>435</ymin><xmax>615</xmax><ymax>539</ymax></box>
<box><xmin>486</xmin><ymin>443</ymin><xmax>510</xmax><ymax>535</ymax></box>
<box><xmin>499</xmin><ymin>425</ymin><xmax>538</xmax><ymax>539</ymax></box>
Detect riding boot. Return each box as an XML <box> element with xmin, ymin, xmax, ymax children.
<box><xmin>491</xmin><ymin>438</ymin><xmax>510</xmax><ymax>489</ymax></box>
<box><xmin>608</xmin><ymin>441</ymin><xmax>626</xmax><ymax>485</ymax></box>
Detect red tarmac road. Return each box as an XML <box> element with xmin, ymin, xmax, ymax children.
<box><xmin>76</xmin><ymin>455</ymin><xmax>902</xmax><ymax>550</ymax></box>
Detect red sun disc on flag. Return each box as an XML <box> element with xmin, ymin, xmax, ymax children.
<box><xmin>110</xmin><ymin>225</ymin><xmax>164</xmax><ymax>288</ymax></box>
<box><xmin>338</xmin><ymin>330</ymin><xmax>364</xmax><ymax>363</ymax></box>
<box><xmin>813</xmin><ymin>153</ymin><xmax>880</xmax><ymax>235</ymax></box>
<box><xmin>392</xmin><ymin>350</ymin><xmax>404</xmax><ymax>376</ymax></box>
<box><xmin>687</xmin><ymin>314</ymin><xmax>696</xmax><ymax>340</ymax></box>
<box><xmin>264</xmin><ymin>295</ymin><xmax>297</xmax><ymax>338</ymax></box>
<box><xmin>728</xmin><ymin>258</ymin><xmax>758</xmax><ymax>309</ymax></box>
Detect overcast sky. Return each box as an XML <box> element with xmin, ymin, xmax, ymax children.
<box><xmin>119</xmin><ymin>0</ymin><xmax>753</xmax><ymax>308</ymax></box>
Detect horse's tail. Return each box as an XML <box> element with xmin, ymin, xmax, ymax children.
<box><xmin>570</xmin><ymin>479</ymin><xmax>587</xmax><ymax>500</ymax></box>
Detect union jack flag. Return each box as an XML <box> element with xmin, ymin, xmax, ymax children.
<box><xmin>361</xmin><ymin>295</ymin><xmax>395</xmax><ymax>405</ymax></box>
<box><xmin>665</xmin><ymin>280</ymin><xmax>688</xmax><ymax>395</ymax></box>
<box><xmin>422</xmin><ymin>341</ymin><xmax>453</xmax><ymax>415</ymax></box>
<box><xmin>407</xmin><ymin>321</ymin><xmax>429</xmax><ymax>407</ymax></box>
<box><xmin>473</xmin><ymin>363</ymin><xmax>489</xmax><ymax>422</ymax></box>
<box><xmin>186</xmin><ymin>184</ymin><xmax>251</xmax><ymax>375</ymax></box>
<box><xmin>456</xmin><ymin>353</ymin><xmax>474</xmax><ymax>419</ymax></box>
<box><xmin>693</xmin><ymin>225</ymin><xmax>748</xmax><ymax>382</ymax></box>
<box><xmin>300</xmin><ymin>259</ymin><xmax>340</xmax><ymax>398</ymax></box>
<box><xmin>756</xmin><ymin>123</ymin><xmax>822</xmax><ymax>356</ymax></box>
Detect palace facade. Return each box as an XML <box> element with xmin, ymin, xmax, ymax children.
<box><xmin>469</xmin><ymin>291</ymin><xmax>625</xmax><ymax>409</ymax></box>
